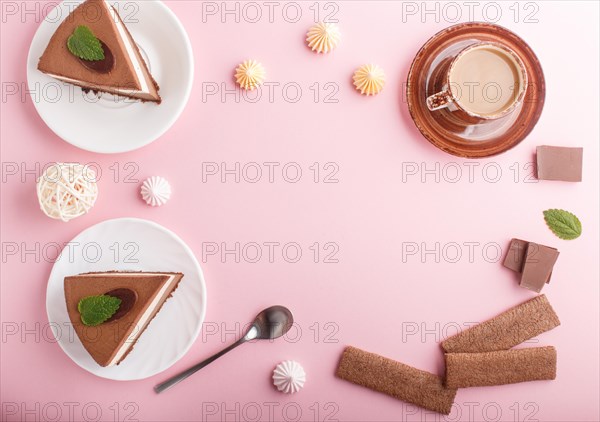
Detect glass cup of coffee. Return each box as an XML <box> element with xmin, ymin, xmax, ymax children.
<box><xmin>426</xmin><ymin>42</ymin><xmax>528</xmax><ymax>123</ymax></box>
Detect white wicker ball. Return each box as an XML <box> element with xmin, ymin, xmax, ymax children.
<box><xmin>36</xmin><ymin>163</ymin><xmax>98</xmax><ymax>222</ymax></box>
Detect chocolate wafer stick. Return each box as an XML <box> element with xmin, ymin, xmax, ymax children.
<box><xmin>336</xmin><ymin>346</ymin><xmax>457</xmax><ymax>415</ymax></box>
<box><xmin>441</xmin><ymin>294</ymin><xmax>560</xmax><ymax>353</ymax></box>
<box><xmin>445</xmin><ymin>346</ymin><xmax>557</xmax><ymax>388</ymax></box>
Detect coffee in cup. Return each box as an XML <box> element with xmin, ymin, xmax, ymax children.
<box><xmin>427</xmin><ymin>42</ymin><xmax>528</xmax><ymax>121</ymax></box>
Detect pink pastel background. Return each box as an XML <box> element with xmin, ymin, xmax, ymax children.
<box><xmin>1</xmin><ymin>1</ymin><xmax>599</xmax><ymax>421</ymax></box>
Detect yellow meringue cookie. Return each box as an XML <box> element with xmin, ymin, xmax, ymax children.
<box><xmin>306</xmin><ymin>22</ymin><xmax>340</xmax><ymax>54</ymax></box>
<box><xmin>353</xmin><ymin>64</ymin><xmax>385</xmax><ymax>96</ymax></box>
<box><xmin>234</xmin><ymin>60</ymin><xmax>266</xmax><ymax>90</ymax></box>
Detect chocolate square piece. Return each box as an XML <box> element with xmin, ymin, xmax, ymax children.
<box><xmin>503</xmin><ymin>238</ymin><xmax>528</xmax><ymax>272</ymax></box>
<box><xmin>537</xmin><ymin>146</ymin><xmax>583</xmax><ymax>182</ymax></box>
<box><xmin>503</xmin><ymin>239</ymin><xmax>554</xmax><ymax>284</ymax></box>
<box><xmin>520</xmin><ymin>243</ymin><xmax>560</xmax><ymax>293</ymax></box>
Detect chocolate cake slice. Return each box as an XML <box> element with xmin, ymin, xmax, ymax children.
<box><xmin>64</xmin><ymin>271</ymin><xmax>183</xmax><ymax>367</ymax></box>
<box><xmin>38</xmin><ymin>0</ymin><xmax>161</xmax><ymax>103</ymax></box>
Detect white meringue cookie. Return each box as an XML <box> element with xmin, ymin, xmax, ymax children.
<box><xmin>272</xmin><ymin>360</ymin><xmax>306</xmax><ymax>394</ymax></box>
<box><xmin>140</xmin><ymin>176</ymin><xmax>171</xmax><ymax>207</ymax></box>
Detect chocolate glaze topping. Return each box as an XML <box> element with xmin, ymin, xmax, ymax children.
<box><xmin>79</xmin><ymin>41</ymin><xmax>114</xmax><ymax>73</ymax></box>
<box><xmin>105</xmin><ymin>288</ymin><xmax>137</xmax><ymax>322</ymax></box>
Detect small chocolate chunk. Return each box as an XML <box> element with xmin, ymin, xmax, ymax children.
<box><xmin>537</xmin><ymin>146</ymin><xmax>583</xmax><ymax>182</ymax></box>
<box><xmin>520</xmin><ymin>243</ymin><xmax>560</xmax><ymax>293</ymax></box>
<box><xmin>503</xmin><ymin>238</ymin><xmax>528</xmax><ymax>272</ymax></box>
<box><xmin>503</xmin><ymin>238</ymin><xmax>556</xmax><ymax>286</ymax></box>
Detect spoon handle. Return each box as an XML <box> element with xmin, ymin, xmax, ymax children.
<box><xmin>154</xmin><ymin>338</ymin><xmax>246</xmax><ymax>394</ymax></box>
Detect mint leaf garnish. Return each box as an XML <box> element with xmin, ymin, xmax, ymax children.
<box><xmin>543</xmin><ymin>209</ymin><xmax>582</xmax><ymax>240</ymax></box>
<box><xmin>78</xmin><ymin>295</ymin><xmax>121</xmax><ymax>326</ymax></box>
<box><xmin>67</xmin><ymin>25</ymin><xmax>105</xmax><ymax>61</ymax></box>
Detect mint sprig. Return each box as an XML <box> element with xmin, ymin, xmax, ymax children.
<box><xmin>543</xmin><ymin>209</ymin><xmax>582</xmax><ymax>240</ymax></box>
<box><xmin>67</xmin><ymin>25</ymin><xmax>105</xmax><ymax>61</ymax></box>
<box><xmin>78</xmin><ymin>295</ymin><xmax>121</xmax><ymax>326</ymax></box>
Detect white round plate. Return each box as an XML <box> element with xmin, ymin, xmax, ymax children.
<box><xmin>46</xmin><ymin>218</ymin><xmax>206</xmax><ymax>380</ymax></box>
<box><xmin>27</xmin><ymin>0</ymin><xmax>194</xmax><ymax>153</ymax></box>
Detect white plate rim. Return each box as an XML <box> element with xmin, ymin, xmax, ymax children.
<box><xmin>26</xmin><ymin>0</ymin><xmax>195</xmax><ymax>154</ymax></box>
<box><xmin>45</xmin><ymin>217</ymin><xmax>207</xmax><ymax>380</ymax></box>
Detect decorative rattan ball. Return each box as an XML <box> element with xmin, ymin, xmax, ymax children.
<box><xmin>36</xmin><ymin>163</ymin><xmax>98</xmax><ymax>222</ymax></box>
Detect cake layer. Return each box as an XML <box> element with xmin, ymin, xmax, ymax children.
<box><xmin>45</xmin><ymin>73</ymin><xmax>158</xmax><ymax>101</ymax></box>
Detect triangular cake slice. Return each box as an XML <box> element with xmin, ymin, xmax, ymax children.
<box><xmin>64</xmin><ymin>271</ymin><xmax>183</xmax><ymax>367</ymax></box>
<box><xmin>38</xmin><ymin>0</ymin><xmax>161</xmax><ymax>103</ymax></box>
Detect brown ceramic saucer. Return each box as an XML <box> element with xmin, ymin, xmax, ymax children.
<box><xmin>406</xmin><ymin>22</ymin><xmax>545</xmax><ymax>158</ymax></box>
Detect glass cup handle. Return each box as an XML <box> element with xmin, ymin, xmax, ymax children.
<box><xmin>426</xmin><ymin>90</ymin><xmax>453</xmax><ymax>111</ymax></box>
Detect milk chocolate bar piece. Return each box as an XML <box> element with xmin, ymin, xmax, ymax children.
<box><xmin>537</xmin><ymin>146</ymin><xmax>583</xmax><ymax>182</ymax></box>
<box><xmin>441</xmin><ymin>295</ymin><xmax>560</xmax><ymax>353</ymax></box>
<box><xmin>445</xmin><ymin>347</ymin><xmax>557</xmax><ymax>388</ymax></box>
<box><xmin>336</xmin><ymin>346</ymin><xmax>457</xmax><ymax>415</ymax></box>
<box><xmin>503</xmin><ymin>238</ymin><xmax>528</xmax><ymax>272</ymax></box>
<box><xmin>520</xmin><ymin>243</ymin><xmax>560</xmax><ymax>293</ymax></box>
<box><xmin>503</xmin><ymin>239</ymin><xmax>557</xmax><ymax>285</ymax></box>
